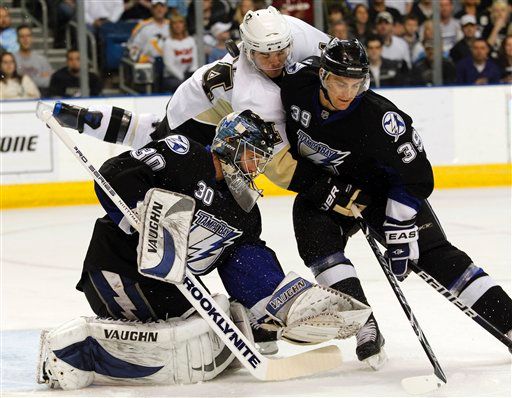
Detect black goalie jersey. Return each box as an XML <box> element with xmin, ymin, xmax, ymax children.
<box><xmin>82</xmin><ymin>135</ymin><xmax>263</xmax><ymax>282</ymax></box>
<box><xmin>281</xmin><ymin>59</ymin><xmax>434</xmax><ymax>207</ymax></box>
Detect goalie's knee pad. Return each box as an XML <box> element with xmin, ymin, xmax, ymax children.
<box><xmin>253</xmin><ymin>272</ymin><xmax>372</xmax><ymax>345</ymax></box>
<box><xmin>38</xmin><ymin>295</ymin><xmax>234</xmax><ymax>390</ymax></box>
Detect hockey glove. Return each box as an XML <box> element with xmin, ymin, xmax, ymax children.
<box><xmin>383</xmin><ymin>218</ymin><xmax>419</xmax><ymax>281</ymax></box>
<box><xmin>52</xmin><ymin>102</ymin><xmax>102</xmax><ymax>133</ymax></box>
<box><xmin>307</xmin><ymin>176</ymin><xmax>370</xmax><ymax>216</ymax></box>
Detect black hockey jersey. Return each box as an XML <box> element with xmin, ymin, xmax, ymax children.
<box><xmin>82</xmin><ymin>135</ymin><xmax>263</xmax><ymax>281</ymax></box>
<box><xmin>281</xmin><ymin>59</ymin><xmax>434</xmax><ymax>210</ymax></box>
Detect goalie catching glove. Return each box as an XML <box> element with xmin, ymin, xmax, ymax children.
<box><xmin>257</xmin><ymin>272</ymin><xmax>372</xmax><ymax>344</ymax></box>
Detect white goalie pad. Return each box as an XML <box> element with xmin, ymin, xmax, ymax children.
<box><xmin>37</xmin><ymin>295</ymin><xmax>234</xmax><ymax>390</ymax></box>
<box><xmin>137</xmin><ymin>188</ymin><xmax>195</xmax><ymax>283</ymax></box>
<box><xmin>262</xmin><ymin>272</ymin><xmax>372</xmax><ymax>345</ymax></box>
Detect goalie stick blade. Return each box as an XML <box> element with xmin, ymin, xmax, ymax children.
<box><xmin>264</xmin><ymin>345</ymin><xmax>342</xmax><ymax>381</ymax></box>
<box><xmin>401</xmin><ymin>374</ymin><xmax>446</xmax><ymax>395</ymax></box>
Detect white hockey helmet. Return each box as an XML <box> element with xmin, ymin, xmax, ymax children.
<box><xmin>239</xmin><ymin>6</ymin><xmax>292</xmax><ymax>69</ymax></box>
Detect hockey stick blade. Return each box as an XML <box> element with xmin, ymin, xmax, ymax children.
<box><xmin>37</xmin><ymin>101</ymin><xmax>344</xmax><ymax>381</ymax></box>
<box><xmin>265</xmin><ymin>345</ymin><xmax>342</xmax><ymax>381</ymax></box>
<box><xmin>401</xmin><ymin>374</ymin><xmax>446</xmax><ymax>395</ymax></box>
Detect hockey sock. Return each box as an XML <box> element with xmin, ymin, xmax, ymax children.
<box><xmin>309</xmin><ymin>251</ymin><xmax>370</xmax><ymax>305</ymax></box>
<box><xmin>449</xmin><ymin>263</ymin><xmax>512</xmax><ymax>333</ymax></box>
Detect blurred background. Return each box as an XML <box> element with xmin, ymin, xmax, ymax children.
<box><xmin>1</xmin><ymin>1</ymin><xmax>510</xmax><ymax>210</ymax></box>
<box><xmin>0</xmin><ymin>0</ymin><xmax>510</xmax><ymax>99</ymax></box>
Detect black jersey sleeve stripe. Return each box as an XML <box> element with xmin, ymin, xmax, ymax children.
<box><xmin>104</xmin><ymin>107</ymin><xmax>132</xmax><ymax>144</ymax></box>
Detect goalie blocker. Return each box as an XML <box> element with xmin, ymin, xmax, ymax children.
<box><xmin>137</xmin><ymin>189</ymin><xmax>195</xmax><ymax>284</ymax></box>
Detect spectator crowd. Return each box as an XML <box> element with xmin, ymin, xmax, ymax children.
<box><xmin>1</xmin><ymin>0</ymin><xmax>511</xmax><ymax>100</ymax></box>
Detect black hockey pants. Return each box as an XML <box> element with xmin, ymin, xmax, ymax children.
<box><xmin>293</xmin><ymin>193</ymin><xmax>512</xmax><ymax>334</ymax></box>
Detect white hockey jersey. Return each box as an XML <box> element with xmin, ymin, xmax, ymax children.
<box><xmin>165</xmin><ymin>15</ymin><xmax>329</xmax><ymax>156</ymax></box>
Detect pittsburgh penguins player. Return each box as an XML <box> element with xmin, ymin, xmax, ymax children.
<box><xmin>62</xmin><ymin>6</ymin><xmax>328</xmax><ymax>151</ymax></box>
<box><xmin>38</xmin><ymin>109</ymin><xmax>372</xmax><ymax>390</ymax></box>
<box><xmin>278</xmin><ymin>37</ymin><xmax>512</xmax><ymax>366</ymax></box>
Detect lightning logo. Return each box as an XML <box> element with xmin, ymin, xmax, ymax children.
<box><xmin>102</xmin><ymin>272</ymin><xmax>139</xmax><ymax>319</ymax></box>
<box><xmin>297</xmin><ymin>129</ymin><xmax>350</xmax><ymax>175</ymax></box>
<box><xmin>186</xmin><ymin>210</ymin><xmax>242</xmax><ymax>274</ymax></box>
<box><xmin>382</xmin><ymin>111</ymin><xmax>406</xmax><ymax>142</ymax></box>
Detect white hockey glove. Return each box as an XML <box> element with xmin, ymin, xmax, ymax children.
<box><xmin>260</xmin><ymin>272</ymin><xmax>372</xmax><ymax>345</ymax></box>
<box><xmin>383</xmin><ymin>217</ymin><xmax>419</xmax><ymax>281</ymax></box>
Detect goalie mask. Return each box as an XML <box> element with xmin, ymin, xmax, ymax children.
<box><xmin>212</xmin><ymin>110</ymin><xmax>278</xmax><ymax>213</ymax></box>
<box><xmin>239</xmin><ymin>6</ymin><xmax>292</xmax><ymax>75</ymax></box>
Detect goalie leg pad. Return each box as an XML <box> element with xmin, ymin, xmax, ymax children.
<box><xmin>38</xmin><ymin>295</ymin><xmax>234</xmax><ymax>390</ymax></box>
<box><xmin>261</xmin><ymin>272</ymin><xmax>372</xmax><ymax>344</ymax></box>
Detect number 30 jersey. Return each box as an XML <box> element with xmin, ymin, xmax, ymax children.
<box><xmin>280</xmin><ymin>59</ymin><xmax>434</xmax><ymax>210</ymax></box>
<box><xmin>83</xmin><ymin>135</ymin><xmax>263</xmax><ymax>281</ymax></box>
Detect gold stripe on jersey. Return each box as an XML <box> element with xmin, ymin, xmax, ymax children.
<box><xmin>264</xmin><ymin>144</ymin><xmax>298</xmax><ymax>189</ymax></box>
<box><xmin>194</xmin><ymin>99</ymin><xmax>234</xmax><ymax>126</ymax></box>
<box><xmin>132</xmin><ymin>18</ymin><xmax>169</xmax><ymax>36</ymax></box>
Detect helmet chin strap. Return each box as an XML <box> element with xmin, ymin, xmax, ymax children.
<box><xmin>320</xmin><ymin>84</ymin><xmax>337</xmax><ymax>110</ymax></box>
<box><xmin>320</xmin><ymin>70</ymin><xmax>337</xmax><ymax>110</ymax></box>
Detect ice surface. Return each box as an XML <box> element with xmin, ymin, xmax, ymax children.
<box><xmin>1</xmin><ymin>188</ymin><xmax>510</xmax><ymax>397</ymax></box>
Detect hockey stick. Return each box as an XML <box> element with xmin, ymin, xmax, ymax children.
<box><xmin>356</xmin><ymin>212</ymin><xmax>512</xmax><ymax>351</ymax></box>
<box><xmin>351</xmin><ymin>205</ymin><xmax>447</xmax><ymax>395</ymax></box>
<box><xmin>36</xmin><ymin>102</ymin><xmax>342</xmax><ymax>381</ymax></box>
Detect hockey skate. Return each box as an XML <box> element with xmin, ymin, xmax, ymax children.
<box><xmin>229</xmin><ymin>301</ymin><xmax>278</xmax><ymax>368</ymax></box>
<box><xmin>356</xmin><ymin>316</ymin><xmax>387</xmax><ymax>370</ymax></box>
<box><xmin>253</xmin><ymin>326</ymin><xmax>278</xmax><ymax>355</ymax></box>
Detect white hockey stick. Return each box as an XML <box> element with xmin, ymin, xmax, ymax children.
<box><xmin>36</xmin><ymin>102</ymin><xmax>342</xmax><ymax>381</ymax></box>
<box><xmin>351</xmin><ymin>205</ymin><xmax>447</xmax><ymax>395</ymax></box>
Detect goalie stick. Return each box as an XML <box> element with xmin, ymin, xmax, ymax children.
<box><xmin>36</xmin><ymin>102</ymin><xmax>342</xmax><ymax>382</ymax></box>
<box><xmin>351</xmin><ymin>205</ymin><xmax>447</xmax><ymax>395</ymax></box>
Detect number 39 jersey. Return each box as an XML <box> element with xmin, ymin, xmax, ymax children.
<box><xmin>83</xmin><ymin>135</ymin><xmax>263</xmax><ymax>280</ymax></box>
<box><xmin>280</xmin><ymin>60</ymin><xmax>434</xmax><ymax>206</ymax></box>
